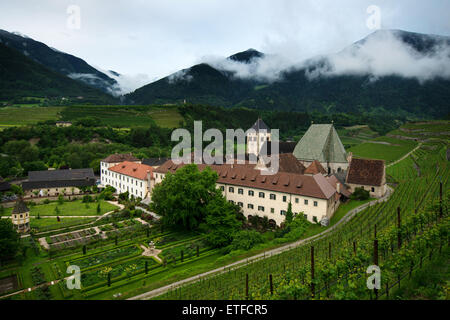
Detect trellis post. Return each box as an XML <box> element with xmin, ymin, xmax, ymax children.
<box><xmin>245</xmin><ymin>273</ymin><xmax>249</xmax><ymax>300</ymax></box>
<box><xmin>311</xmin><ymin>246</ymin><xmax>315</xmax><ymax>298</ymax></box>
<box><xmin>397</xmin><ymin>207</ymin><xmax>402</xmax><ymax>249</ymax></box>
<box><xmin>373</xmin><ymin>239</ymin><xmax>379</xmax><ymax>300</ymax></box>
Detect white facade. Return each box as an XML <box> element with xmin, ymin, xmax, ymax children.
<box><xmin>12</xmin><ymin>212</ymin><xmax>30</xmax><ymax>233</ymax></box>
<box><xmin>247</xmin><ymin>130</ymin><xmax>271</xmax><ymax>156</ymax></box>
<box><xmin>101</xmin><ymin>166</ymin><xmax>151</xmax><ymax>200</ymax></box>
<box><xmin>153</xmin><ymin>172</ymin><xmax>337</xmax><ymax>226</ymax></box>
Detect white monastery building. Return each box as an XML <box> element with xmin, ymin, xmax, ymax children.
<box><xmin>101</xmin><ymin>121</ymin><xmax>386</xmax><ymax>226</ymax></box>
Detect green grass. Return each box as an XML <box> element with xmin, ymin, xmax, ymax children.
<box><xmin>30</xmin><ymin>217</ymin><xmax>97</xmax><ymax>230</ymax></box>
<box><xmin>349</xmin><ymin>137</ymin><xmax>418</xmax><ymax>164</ymax></box>
<box><xmin>3</xmin><ymin>200</ymin><xmax>118</xmax><ymax>217</ymax></box>
<box><xmin>0</xmin><ymin>106</ymin><xmax>63</xmax><ymax>127</ymax></box>
<box><xmin>60</xmin><ymin>105</ymin><xmax>183</xmax><ymax>128</ymax></box>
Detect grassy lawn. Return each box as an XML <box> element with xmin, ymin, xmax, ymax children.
<box><xmin>3</xmin><ymin>200</ymin><xmax>118</xmax><ymax>217</ymax></box>
<box><xmin>0</xmin><ymin>106</ymin><xmax>63</xmax><ymax>127</ymax></box>
<box><xmin>30</xmin><ymin>217</ymin><xmax>97</xmax><ymax>230</ymax></box>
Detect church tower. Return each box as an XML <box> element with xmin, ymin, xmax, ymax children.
<box><xmin>246</xmin><ymin>118</ymin><xmax>271</xmax><ymax>156</ymax></box>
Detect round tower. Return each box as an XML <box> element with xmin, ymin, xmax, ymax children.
<box><xmin>11</xmin><ymin>198</ymin><xmax>30</xmax><ymax>233</ymax></box>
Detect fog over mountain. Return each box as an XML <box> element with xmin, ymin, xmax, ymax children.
<box><xmin>200</xmin><ymin>30</ymin><xmax>450</xmax><ymax>84</ymax></box>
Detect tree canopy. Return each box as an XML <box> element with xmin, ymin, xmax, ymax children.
<box><xmin>0</xmin><ymin>219</ymin><xmax>21</xmax><ymax>264</ymax></box>
<box><xmin>150</xmin><ymin>164</ymin><xmax>222</xmax><ymax>230</ymax></box>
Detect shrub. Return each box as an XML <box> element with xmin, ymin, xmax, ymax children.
<box><xmin>351</xmin><ymin>187</ymin><xmax>370</xmax><ymax>200</ymax></box>
<box><xmin>230</xmin><ymin>230</ymin><xmax>264</xmax><ymax>251</ymax></box>
<box><xmin>43</xmin><ymin>199</ymin><xmax>50</xmax><ymax>204</ymax></box>
<box><xmin>82</xmin><ymin>195</ymin><xmax>94</xmax><ymax>203</ymax></box>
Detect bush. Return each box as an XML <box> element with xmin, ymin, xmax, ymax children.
<box><xmin>43</xmin><ymin>199</ymin><xmax>50</xmax><ymax>204</ymax></box>
<box><xmin>351</xmin><ymin>187</ymin><xmax>370</xmax><ymax>200</ymax></box>
<box><xmin>230</xmin><ymin>230</ymin><xmax>264</xmax><ymax>251</ymax></box>
<box><xmin>82</xmin><ymin>195</ymin><xmax>94</xmax><ymax>203</ymax></box>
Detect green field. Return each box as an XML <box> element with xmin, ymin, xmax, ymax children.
<box><xmin>60</xmin><ymin>105</ymin><xmax>183</xmax><ymax>128</ymax></box>
<box><xmin>0</xmin><ymin>105</ymin><xmax>184</xmax><ymax>129</ymax></box>
<box><xmin>349</xmin><ymin>136</ymin><xmax>418</xmax><ymax>164</ymax></box>
<box><xmin>337</xmin><ymin>125</ymin><xmax>379</xmax><ymax>148</ymax></box>
<box><xmin>0</xmin><ymin>106</ymin><xmax>63</xmax><ymax>128</ymax></box>
<box><xmin>3</xmin><ymin>200</ymin><xmax>118</xmax><ymax>217</ymax></box>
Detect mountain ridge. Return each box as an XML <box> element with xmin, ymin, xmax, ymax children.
<box><xmin>125</xmin><ymin>29</ymin><xmax>450</xmax><ymax>118</ymax></box>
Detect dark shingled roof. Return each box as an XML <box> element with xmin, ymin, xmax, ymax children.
<box><xmin>259</xmin><ymin>141</ymin><xmax>297</xmax><ymax>156</ymax></box>
<box><xmin>12</xmin><ymin>199</ymin><xmax>29</xmax><ymax>214</ymax></box>
<box><xmin>250</xmin><ymin>118</ymin><xmax>270</xmax><ymax>132</ymax></box>
<box><xmin>28</xmin><ymin>168</ymin><xmax>95</xmax><ymax>181</ymax></box>
<box><xmin>142</xmin><ymin>158</ymin><xmax>170</xmax><ymax>167</ymax></box>
<box><xmin>102</xmin><ymin>153</ymin><xmax>140</xmax><ymax>163</ymax></box>
<box><xmin>0</xmin><ymin>177</ymin><xmax>11</xmax><ymax>192</ymax></box>
<box><xmin>346</xmin><ymin>158</ymin><xmax>385</xmax><ymax>186</ymax></box>
<box><xmin>22</xmin><ymin>168</ymin><xmax>96</xmax><ymax>190</ymax></box>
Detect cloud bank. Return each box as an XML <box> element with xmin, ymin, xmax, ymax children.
<box><xmin>198</xmin><ymin>30</ymin><xmax>450</xmax><ymax>84</ymax></box>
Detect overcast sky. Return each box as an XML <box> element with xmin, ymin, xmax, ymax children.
<box><xmin>1</xmin><ymin>0</ymin><xmax>449</xmax><ymax>84</ymax></box>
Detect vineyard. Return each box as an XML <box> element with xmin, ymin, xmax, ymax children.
<box><xmin>156</xmin><ymin>140</ymin><xmax>449</xmax><ymax>300</ymax></box>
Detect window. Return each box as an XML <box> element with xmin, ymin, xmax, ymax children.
<box><xmin>371</xmin><ymin>187</ymin><xmax>375</xmax><ymax>192</ymax></box>
<box><xmin>248</xmin><ymin>204</ymin><xmax>254</xmax><ymax>209</ymax></box>
<box><xmin>20</xmin><ymin>214</ymin><xmax>23</xmax><ymax>218</ymax></box>
<box><xmin>259</xmin><ymin>192</ymin><xmax>265</xmax><ymax>198</ymax></box>
<box><xmin>270</xmin><ymin>194</ymin><xmax>276</xmax><ymax>200</ymax></box>
<box><xmin>304</xmin><ymin>199</ymin><xmax>308</xmax><ymax>205</ymax></box>
<box><xmin>280</xmin><ymin>210</ymin><xmax>286</xmax><ymax>216</ymax></box>
<box><xmin>220</xmin><ymin>186</ymin><xmax>225</xmax><ymax>191</ymax></box>
<box><xmin>248</xmin><ymin>190</ymin><xmax>254</xmax><ymax>196</ymax></box>
<box><xmin>295</xmin><ymin>198</ymin><xmax>299</xmax><ymax>203</ymax></box>
<box><xmin>258</xmin><ymin>206</ymin><xmax>265</xmax><ymax>212</ymax></box>
<box><xmin>238</xmin><ymin>202</ymin><xmax>243</xmax><ymax>207</ymax></box>
<box><xmin>238</xmin><ymin>188</ymin><xmax>244</xmax><ymax>195</ymax></box>
<box><xmin>304</xmin><ymin>214</ymin><xmax>308</xmax><ymax>219</ymax></box>
<box><xmin>314</xmin><ymin>201</ymin><xmax>318</xmax><ymax>207</ymax></box>
<box><xmin>313</xmin><ymin>216</ymin><xmax>318</xmax><ymax>223</ymax></box>
<box><xmin>270</xmin><ymin>208</ymin><xmax>274</xmax><ymax>213</ymax></box>
<box><xmin>229</xmin><ymin>200</ymin><xmax>235</xmax><ymax>204</ymax></box>
<box><xmin>229</xmin><ymin>187</ymin><xmax>234</xmax><ymax>193</ymax></box>
<box><xmin>283</xmin><ymin>196</ymin><xmax>287</xmax><ymax>202</ymax></box>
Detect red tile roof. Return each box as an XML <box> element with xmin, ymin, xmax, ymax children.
<box><xmin>304</xmin><ymin>160</ymin><xmax>326</xmax><ymax>175</ymax></box>
<box><xmin>346</xmin><ymin>158</ymin><xmax>385</xmax><ymax>186</ymax></box>
<box><xmin>109</xmin><ymin>161</ymin><xmax>153</xmax><ymax>180</ymax></box>
<box><xmin>154</xmin><ymin>160</ymin><xmax>336</xmax><ymax>199</ymax></box>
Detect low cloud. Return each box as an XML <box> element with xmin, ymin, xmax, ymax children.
<box><xmin>201</xmin><ymin>30</ymin><xmax>450</xmax><ymax>84</ymax></box>
<box><xmin>305</xmin><ymin>30</ymin><xmax>450</xmax><ymax>83</ymax></box>
<box><xmin>167</xmin><ymin>69</ymin><xmax>193</xmax><ymax>84</ymax></box>
<box><xmin>106</xmin><ymin>71</ymin><xmax>153</xmax><ymax>95</ymax></box>
<box><xmin>201</xmin><ymin>53</ymin><xmax>300</xmax><ymax>83</ymax></box>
